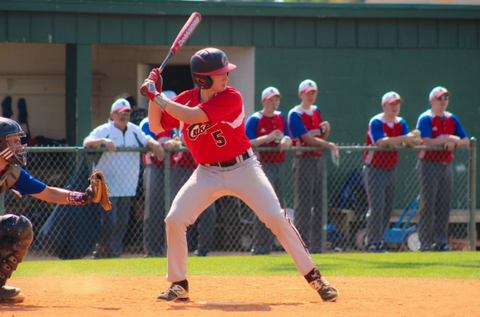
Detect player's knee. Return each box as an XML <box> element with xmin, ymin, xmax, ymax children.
<box><xmin>262</xmin><ymin>211</ymin><xmax>286</xmax><ymax>228</ymax></box>
<box><xmin>164</xmin><ymin>213</ymin><xmax>185</xmax><ymax>229</ymax></box>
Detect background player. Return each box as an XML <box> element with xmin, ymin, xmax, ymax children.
<box><xmin>245</xmin><ymin>86</ymin><xmax>292</xmax><ymax>255</ymax></box>
<box><xmin>141</xmin><ymin>48</ymin><xmax>339</xmax><ymax>303</ymax></box>
<box><xmin>363</xmin><ymin>92</ymin><xmax>420</xmax><ymax>252</ymax></box>
<box><xmin>0</xmin><ymin>117</ymin><xmax>102</xmax><ymax>303</ymax></box>
<box><xmin>415</xmin><ymin>86</ymin><xmax>469</xmax><ymax>251</ymax></box>
<box><xmin>288</xmin><ymin>79</ymin><xmax>338</xmax><ymax>253</ymax></box>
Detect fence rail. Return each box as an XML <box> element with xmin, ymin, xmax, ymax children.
<box><xmin>2</xmin><ymin>139</ymin><xmax>476</xmax><ymax>260</ymax></box>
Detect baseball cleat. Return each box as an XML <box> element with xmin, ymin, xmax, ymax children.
<box><xmin>0</xmin><ymin>286</ymin><xmax>25</xmax><ymax>303</ymax></box>
<box><xmin>317</xmin><ymin>283</ymin><xmax>339</xmax><ymax>302</ymax></box>
<box><xmin>157</xmin><ymin>280</ymin><xmax>189</xmax><ymax>302</ymax></box>
<box><xmin>304</xmin><ymin>268</ymin><xmax>339</xmax><ymax>302</ymax></box>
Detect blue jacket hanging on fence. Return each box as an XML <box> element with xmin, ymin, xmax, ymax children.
<box><xmin>37</xmin><ymin>154</ymin><xmax>102</xmax><ymax>260</ymax></box>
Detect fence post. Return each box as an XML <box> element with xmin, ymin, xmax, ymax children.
<box><xmin>468</xmin><ymin>137</ymin><xmax>477</xmax><ymax>251</ymax></box>
<box><xmin>321</xmin><ymin>154</ymin><xmax>328</xmax><ymax>253</ymax></box>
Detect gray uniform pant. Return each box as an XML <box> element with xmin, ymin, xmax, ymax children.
<box><xmin>172</xmin><ymin>164</ymin><xmax>216</xmax><ymax>252</ymax></box>
<box><xmin>293</xmin><ymin>155</ymin><xmax>324</xmax><ymax>253</ymax></box>
<box><xmin>143</xmin><ymin>164</ymin><xmax>167</xmax><ymax>256</ymax></box>
<box><xmin>416</xmin><ymin>159</ymin><xmax>453</xmax><ymax>246</ymax></box>
<box><xmin>363</xmin><ymin>164</ymin><xmax>397</xmax><ymax>245</ymax></box>
<box><xmin>97</xmin><ymin>196</ymin><xmax>132</xmax><ymax>257</ymax></box>
<box><xmin>252</xmin><ymin>162</ymin><xmax>285</xmax><ymax>252</ymax></box>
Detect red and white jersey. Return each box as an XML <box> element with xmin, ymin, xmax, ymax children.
<box><xmin>288</xmin><ymin>105</ymin><xmax>323</xmax><ymax>157</ymax></box>
<box><xmin>160</xmin><ymin>86</ymin><xmax>251</xmax><ymax>165</ymax></box>
<box><xmin>245</xmin><ymin>111</ymin><xmax>289</xmax><ymax>164</ymax></box>
<box><xmin>364</xmin><ymin>113</ymin><xmax>409</xmax><ymax>170</ymax></box>
<box><xmin>416</xmin><ymin>109</ymin><xmax>468</xmax><ymax>164</ymax></box>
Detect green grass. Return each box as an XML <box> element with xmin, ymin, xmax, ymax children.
<box><xmin>17</xmin><ymin>252</ymin><xmax>480</xmax><ymax>279</ymax></box>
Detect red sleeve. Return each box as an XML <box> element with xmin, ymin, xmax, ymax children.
<box><xmin>160</xmin><ymin>112</ymin><xmax>180</xmax><ymax>130</ymax></box>
<box><xmin>198</xmin><ymin>87</ymin><xmax>243</xmax><ymax>125</ymax></box>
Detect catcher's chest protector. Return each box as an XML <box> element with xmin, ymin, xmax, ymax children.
<box><xmin>0</xmin><ymin>164</ymin><xmax>21</xmax><ymax>194</ymax></box>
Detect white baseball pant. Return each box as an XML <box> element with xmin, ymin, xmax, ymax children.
<box><xmin>164</xmin><ymin>155</ymin><xmax>316</xmax><ymax>282</ymax></box>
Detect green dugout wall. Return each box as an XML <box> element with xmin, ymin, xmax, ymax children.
<box><xmin>1</xmin><ymin>0</ymin><xmax>479</xmax><ymax>202</ymax></box>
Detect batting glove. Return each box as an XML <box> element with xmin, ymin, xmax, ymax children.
<box><xmin>140</xmin><ymin>68</ymin><xmax>163</xmax><ymax>101</ymax></box>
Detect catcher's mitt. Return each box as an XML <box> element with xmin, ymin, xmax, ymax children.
<box><xmin>87</xmin><ymin>169</ymin><xmax>112</xmax><ymax>211</ymax></box>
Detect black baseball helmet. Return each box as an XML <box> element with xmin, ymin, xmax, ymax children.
<box><xmin>190</xmin><ymin>48</ymin><xmax>237</xmax><ymax>89</ymax></box>
<box><xmin>0</xmin><ymin>117</ymin><xmax>27</xmax><ymax>166</ymax></box>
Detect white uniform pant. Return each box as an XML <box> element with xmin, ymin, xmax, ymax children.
<box><xmin>165</xmin><ymin>155</ymin><xmax>316</xmax><ymax>283</ymax></box>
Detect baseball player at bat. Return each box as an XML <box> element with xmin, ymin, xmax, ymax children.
<box><xmin>0</xmin><ymin>117</ymin><xmax>108</xmax><ymax>303</ymax></box>
<box><xmin>141</xmin><ymin>48</ymin><xmax>339</xmax><ymax>302</ymax></box>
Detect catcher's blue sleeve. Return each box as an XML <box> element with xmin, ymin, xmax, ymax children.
<box><xmin>11</xmin><ymin>168</ymin><xmax>47</xmax><ymax>196</ymax></box>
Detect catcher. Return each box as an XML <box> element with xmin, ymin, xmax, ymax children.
<box><xmin>0</xmin><ymin>117</ymin><xmax>111</xmax><ymax>303</ymax></box>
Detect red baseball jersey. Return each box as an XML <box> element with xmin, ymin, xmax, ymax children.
<box><xmin>245</xmin><ymin>111</ymin><xmax>289</xmax><ymax>164</ymax></box>
<box><xmin>416</xmin><ymin>109</ymin><xmax>468</xmax><ymax>164</ymax></box>
<box><xmin>160</xmin><ymin>86</ymin><xmax>251</xmax><ymax>165</ymax></box>
<box><xmin>288</xmin><ymin>105</ymin><xmax>323</xmax><ymax>157</ymax></box>
<box><xmin>364</xmin><ymin>113</ymin><xmax>409</xmax><ymax>170</ymax></box>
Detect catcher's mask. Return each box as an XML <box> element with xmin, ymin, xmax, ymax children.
<box><xmin>0</xmin><ymin>117</ymin><xmax>27</xmax><ymax>166</ymax></box>
<box><xmin>190</xmin><ymin>48</ymin><xmax>237</xmax><ymax>89</ymax></box>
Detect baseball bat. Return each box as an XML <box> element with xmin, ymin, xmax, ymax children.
<box><xmin>159</xmin><ymin>12</ymin><xmax>202</xmax><ymax>73</ymax></box>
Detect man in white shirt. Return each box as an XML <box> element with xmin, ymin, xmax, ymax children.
<box><xmin>84</xmin><ymin>98</ymin><xmax>163</xmax><ymax>258</ymax></box>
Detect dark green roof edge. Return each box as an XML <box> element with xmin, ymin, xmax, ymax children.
<box><xmin>2</xmin><ymin>0</ymin><xmax>480</xmax><ymax>19</ymax></box>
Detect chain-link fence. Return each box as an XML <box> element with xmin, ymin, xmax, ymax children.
<box><xmin>3</xmin><ymin>140</ymin><xmax>476</xmax><ymax>260</ymax></box>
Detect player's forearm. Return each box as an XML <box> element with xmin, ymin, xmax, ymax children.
<box><xmin>148</xmin><ymin>100</ymin><xmax>165</xmax><ymax>133</ymax></box>
<box><xmin>422</xmin><ymin>135</ymin><xmax>460</xmax><ymax>146</ymax></box>
<box><xmin>164</xmin><ymin>101</ymin><xmax>209</xmax><ymax>124</ymax></box>
<box><xmin>31</xmin><ymin>186</ymin><xmax>72</xmax><ymax>204</ymax></box>
<box><xmin>376</xmin><ymin>136</ymin><xmax>409</xmax><ymax>147</ymax></box>
<box><xmin>163</xmin><ymin>138</ymin><xmax>182</xmax><ymax>151</ymax></box>
<box><xmin>320</xmin><ymin>130</ymin><xmax>330</xmax><ymax>140</ymax></box>
<box><xmin>249</xmin><ymin>135</ymin><xmax>270</xmax><ymax>147</ymax></box>
<box><xmin>301</xmin><ymin>133</ymin><xmax>330</xmax><ymax>147</ymax></box>
<box><xmin>83</xmin><ymin>138</ymin><xmax>106</xmax><ymax>148</ymax></box>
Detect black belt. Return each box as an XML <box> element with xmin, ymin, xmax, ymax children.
<box><xmin>203</xmin><ymin>151</ymin><xmax>251</xmax><ymax>168</ymax></box>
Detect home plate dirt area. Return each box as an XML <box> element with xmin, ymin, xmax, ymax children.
<box><xmin>2</xmin><ymin>276</ymin><xmax>479</xmax><ymax>317</ymax></box>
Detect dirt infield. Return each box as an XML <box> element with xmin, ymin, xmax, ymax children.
<box><xmin>2</xmin><ymin>276</ymin><xmax>479</xmax><ymax>317</ymax></box>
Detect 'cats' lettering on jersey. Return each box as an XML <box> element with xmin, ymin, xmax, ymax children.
<box><xmin>187</xmin><ymin>122</ymin><xmax>214</xmax><ymax>140</ymax></box>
